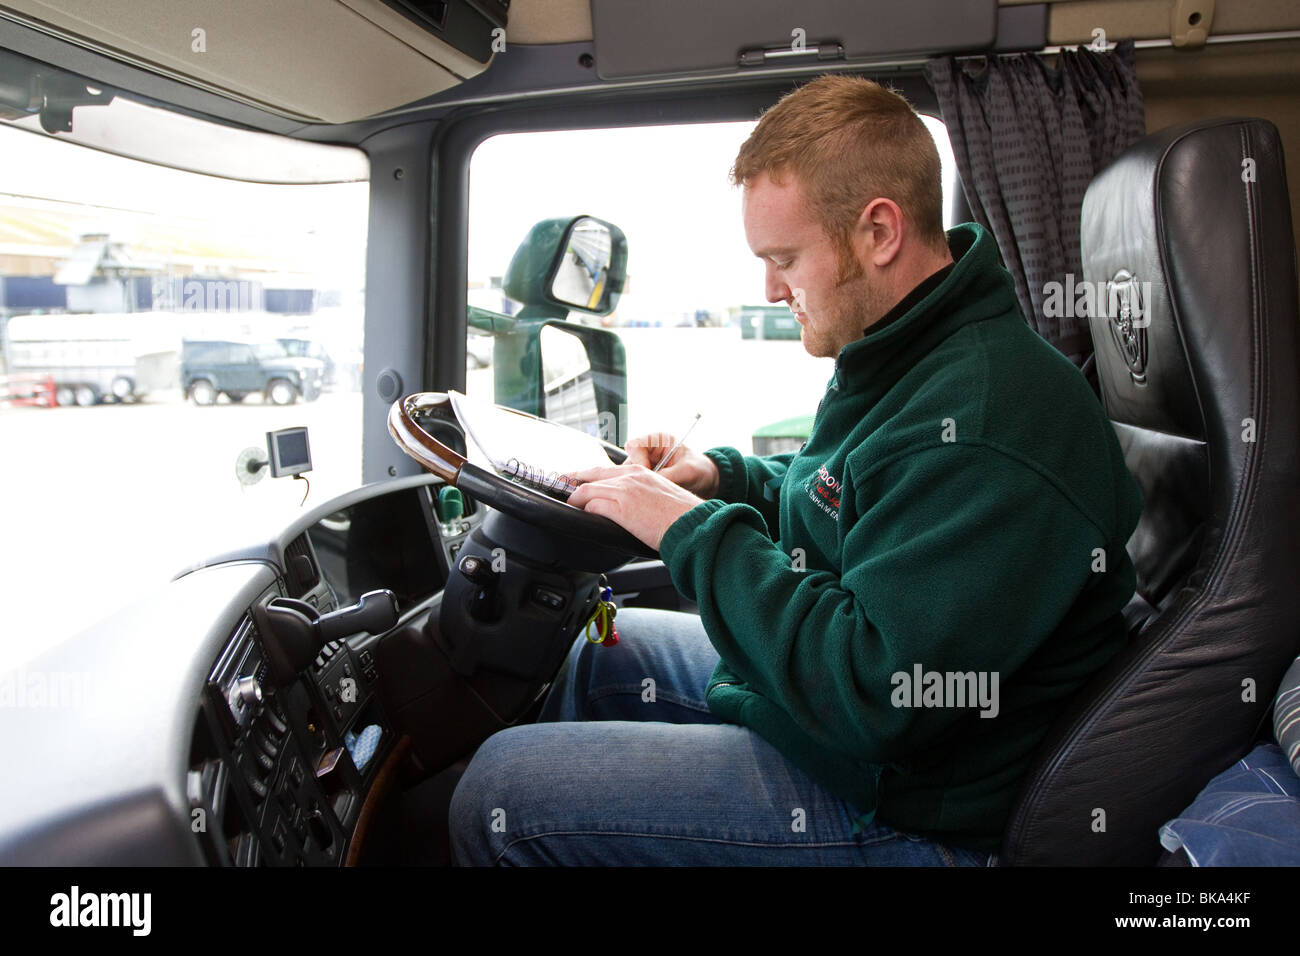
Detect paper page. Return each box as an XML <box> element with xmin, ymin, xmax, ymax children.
<box><xmin>448</xmin><ymin>390</ymin><xmax>615</xmax><ymax>477</ymax></box>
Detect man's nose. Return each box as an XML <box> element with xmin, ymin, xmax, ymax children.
<box><xmin>765</xmin><ymin>268</ymin><xmax>790</xmax><ymax>304</ymax></box>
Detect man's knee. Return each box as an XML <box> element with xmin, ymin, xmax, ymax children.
<box><xmin>448</xmin><ymin>725</ymin><xmax>568</xmax><ymax>866</ymax></box>
<box><xmin>449</xmin><ymin>729</ymin><xmax>515</xmax><ymax>865</ymax></box>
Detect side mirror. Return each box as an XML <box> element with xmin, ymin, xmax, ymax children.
<box><xmin>503</xmin><ymin>215</ymin><xmax>628</xmax><ymax>320</ymax></box>
<box><xmin>536</xmin><ymin>323</ymin><xmax>626</xmax><ymax>441</ymax></box>
<box><xmin>546</xmin><ymin>217</ymin><xmax>624</xmax><ymax>315</ymax></box>
<box><xmin>485</xmin><ymin>319</ymin><xmax>628</xmax><ymax>443</ymax></box>
<box><xmin>468</xmin><ymin>215</ymin><xmax>631</xmax><ymax>439</ymax></box>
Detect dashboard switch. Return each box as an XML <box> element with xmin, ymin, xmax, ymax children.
<box><xmin>265</xmin><ymin>707</ymin><xmax>288</xmax><ymax>736</ymax></box>
<box><xmin>532</xmin><ymin>587</ymin><xmax>566</xmax><ymax>611</ymax></box>
<box><xmin>459</xmin><ymin>553</ymin><xmax>502</xmax><ymax>623</ymax></box>
<box><xmin>458</xmin><ymin>554</ymin><xmax>492</xmax><ymax>584</ymax></box>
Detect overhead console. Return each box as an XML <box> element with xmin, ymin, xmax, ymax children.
<box><xmin>0</xmin><ymin>0</ymin><xmax>507</xmax><ymax>121</ymax></box>
<box><xmin>590</xmin><ymin>0</ymin><xmax>999</xmax><ymax>80</ymax></box>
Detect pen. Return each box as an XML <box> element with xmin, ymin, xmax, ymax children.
<box><xmin>653</xmin><ymin>413</ymin><xmax>702</xmax><ymax>473</ymax></box>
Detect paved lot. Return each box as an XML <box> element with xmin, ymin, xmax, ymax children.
<box><xmin>0</xmin><ymin>327</ymin><xmax>830</xmax><ymax>670</ymax></box>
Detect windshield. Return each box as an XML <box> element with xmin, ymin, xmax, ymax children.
<box><xmin>0</xmin><ymin>97</ymin><xmax>369</xmax><ymax>672</ymax></box>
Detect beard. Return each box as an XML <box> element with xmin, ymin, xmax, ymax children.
<box><xmin>799</xmin><ymin>253</ymin><xmax>890</xmax><ymax>359</ymax></box>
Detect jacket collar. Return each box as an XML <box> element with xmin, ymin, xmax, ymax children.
<box><xmin>831</xmin><ymin>222</ymin><xmax>1020</xmax><ymax>399</ymax></box>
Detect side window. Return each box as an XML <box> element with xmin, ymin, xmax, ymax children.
<box><xmin>467</xmin><ymin>117</ymin><xmax>958</xmax><ymax>456</ymax></box>
<box><xmin>0</xmin><ymin>105</ymin><xmax>368</xmax><ymax>669</ymax></box>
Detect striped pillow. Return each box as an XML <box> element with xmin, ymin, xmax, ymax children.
<box><xmin>1275</xmin><ymin>655</ymin><xmax>1300</xmax><ymax>777</ymax></box>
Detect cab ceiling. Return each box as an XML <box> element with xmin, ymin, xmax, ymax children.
<box><xmin>1</xmin><ymin>0</ymin><xmax>1298</xmax><ymax>125</ymax></box>
<box><xmin>453</xmin><ymin>0</ymin><xmax>1300</xmax><ymax>46</ymax></box>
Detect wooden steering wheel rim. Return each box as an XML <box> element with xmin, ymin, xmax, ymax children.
<box><xmin>386</xmin><ymin>392</ymin><xmax>655</xmax><ymax>561</ymax></box>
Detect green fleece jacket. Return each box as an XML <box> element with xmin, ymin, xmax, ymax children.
<box><xmin>658</xmin><ymin>222</ymin><xmax>1143</xmax><ymax>852</ymax></box>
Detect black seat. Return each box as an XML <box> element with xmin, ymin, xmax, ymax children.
<box><xmin>1001</xmin><ymin>117</ymin><xmax>1300</xmax><ymax>866</ymax></box>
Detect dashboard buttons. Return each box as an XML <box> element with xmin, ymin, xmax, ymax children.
<box><xmin>358</xmin><ymin>649</ymin><xmax>378</xmax><ymax>683</ymax></box>
<box><xmin>254</xmin><ymin>730</ymin><xmax>278</xmax><ymax>760</ymax></box>
<box><xmin>265</xmin><ymin>706</ymin><xmax>288</xmax><ymax>736</ymax></box>
<box><xmin>532</xmin><ymin>586</ymin><xmax>566</xmax><ymax>611</ymax></box>
<box><xmin>244</xmin><ymin>767</ymin><xmax>268</xmax><ymax>801</ymax></box>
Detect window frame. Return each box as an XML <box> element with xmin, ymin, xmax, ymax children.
<box><xmin>427</xmin><ymin>72</ymin><xmax>954</xmax><ymax>404</ymax></box>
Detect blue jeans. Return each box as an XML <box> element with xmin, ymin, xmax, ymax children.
<box><xmin>448</xmin><ymin>607</ymin><xmax>997</xmax><ymax>866</ymax></box>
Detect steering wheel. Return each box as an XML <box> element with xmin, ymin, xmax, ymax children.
<box><xmin>387</xmin><ymin>392</ymin><xmax>657</xmax><ymax>566</ymax></box>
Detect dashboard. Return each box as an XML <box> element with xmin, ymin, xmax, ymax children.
<box><xmin>0</xmin><ymin>375</ymin><xmax>681</xmax><ymax>868</ymax></box>
<box><xmin>0</xmin><ymin>474</ymin><xmax>481</xmax><ymax>866</ymax></box>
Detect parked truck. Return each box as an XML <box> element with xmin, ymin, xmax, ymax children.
<box><xmin>3</xmin><ymin>312</ymin><xmax>182</xmax><ymax>405</ymax></box>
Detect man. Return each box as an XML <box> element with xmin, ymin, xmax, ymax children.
<box><xmin>449</xmin><ymin>75</ymin><xmax>1143</xmax><ymax>865</ymax></box>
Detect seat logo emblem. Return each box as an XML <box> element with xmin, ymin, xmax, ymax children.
<box><xmin>1106</xmin><ymin>269</ymin><xmax>1148</xmax><ymax>385</ymax></box>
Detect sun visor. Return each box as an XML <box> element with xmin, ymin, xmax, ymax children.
<box><xmin>0</xmin><ymin>0</ymin><xmax>507</xmax><ymax>123</ymax></box>
<box><xmin>590</xmin><ymin>0</ymin><xmax>997</xmax><ymax>80</ymax></box>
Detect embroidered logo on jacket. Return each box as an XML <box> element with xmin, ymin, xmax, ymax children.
<box><xmin>803</xmin><ymin>463</ymin><xmax>841</xmax><ymax>521</ymax></box>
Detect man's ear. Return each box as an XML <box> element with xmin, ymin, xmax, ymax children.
<box><xmin>854</xmin><ymin>198</ymin><xmax>904</xmax><ymax>267</ymax></box>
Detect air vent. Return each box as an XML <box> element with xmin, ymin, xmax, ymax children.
<box><xmin>384</xmin><ymin>0</ymin><xmax>450</xmax><ymax>32</ymax></box>
<box><xmin>372</xmin><ymin>0</ymin><xmax>504</xmax><ymax>63</ymax></box>
<box><xmin>284</xmin><ymin>535</ymin><xmax>320</xmax><ymax>597</ymax></box>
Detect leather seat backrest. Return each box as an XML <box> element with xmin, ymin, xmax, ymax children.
<box><xmin>1002</xmin><ymin>117</ymin><xmax>1300</xmax><ymax>866</ymax></box>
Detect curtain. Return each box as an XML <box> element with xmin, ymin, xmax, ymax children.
<box><xmin>924</xmin><ymin>39</ymin><xmax>1146</xmax><ymax>366</ymax></box>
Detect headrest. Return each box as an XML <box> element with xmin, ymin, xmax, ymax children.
<box><xmin>1082</xmin><ymin>117</ymin><xmax>1296</xmax><ymax>445</ymax></box>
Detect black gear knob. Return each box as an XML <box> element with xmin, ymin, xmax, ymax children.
<box><xmin>254</xmin><ymin>589</ymin><xmax>398</xmax><ymax>687</ymax></box>
<box><xmin>458</xmin><ymin>554</ymin><xmax>496</xmax><ymax>585</ymax></box>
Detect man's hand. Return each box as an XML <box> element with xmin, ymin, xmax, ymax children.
<box><xmin>624</xmin><ymin>433</ymin><xmax>721</xmax><ymax>498</ymax></box>
<box><xmin>567</xmin><ymin>463</ymin><xmax>705</xmax><ymax>551</ymax></box>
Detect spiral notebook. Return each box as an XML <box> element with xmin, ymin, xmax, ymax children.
<box><xmin>500</xmin><ymin>458</ymin><xmax>581</xmax><ymax>500</ymax></box>
<box><xmin>448</xmin><ymin>390</ymin><xmax>615</xmax><ymax>503</ymax></box>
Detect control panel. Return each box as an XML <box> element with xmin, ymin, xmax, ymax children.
<box><xmin>190</xmin><ymin>601</ymin><xmax>390</xmax><ymax>867</ymax></box>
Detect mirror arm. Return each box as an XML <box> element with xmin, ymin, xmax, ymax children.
<box><xmin>468</xmin><ymin>305</ymin><xmax>517</xmax><ymax>333</ymax></box>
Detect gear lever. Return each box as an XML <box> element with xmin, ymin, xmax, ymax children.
<box><xmin>254</xmin><ymin>589</ymin><xmax>398</xmax><ymax>687</ymax></box>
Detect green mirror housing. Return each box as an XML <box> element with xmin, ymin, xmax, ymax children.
<box><xmin>503</xmin><ymin>215</ymin><xmax>627</xmax><ymax>319</ymax></box>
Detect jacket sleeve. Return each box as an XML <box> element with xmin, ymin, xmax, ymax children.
<box><xmin>702</xmin><ymin>446</ymin><xmax>795</xmax><ymax>539</ymax></box>
<box><xmin>658</xmin><ymin>442</ymin><xmax>1134</xmax><ymax>766</ymax></box>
